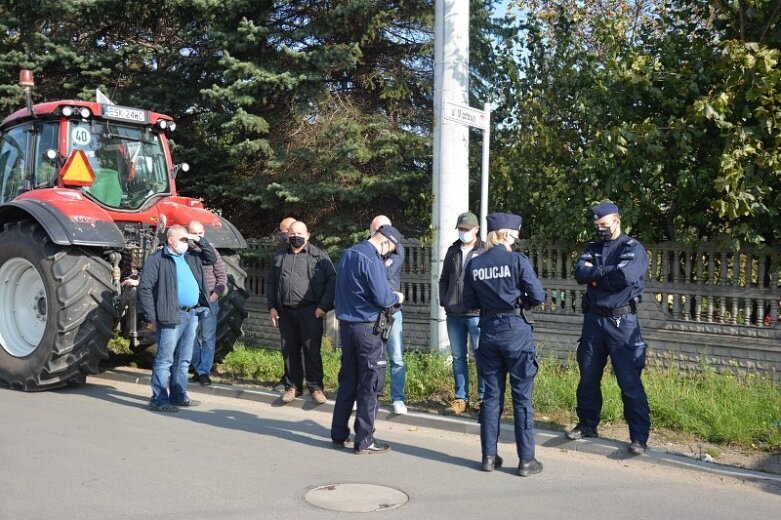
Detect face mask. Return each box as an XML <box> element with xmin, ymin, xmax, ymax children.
<box><xmin>174</xmin><ymin>241</ymin><xmax>189</xmax><ymax>255</ymax></box>
<box><xmin>289</xmin><ymin>236</ymin><xmax>306</xmax><ymax>248</ymax></box>
<box><xmin>458</xmin><ymin>230</ymin><xmax>474</xmax><ymax>243</ymax></box>
<box><xmin>597</xmin><ymin>221</ymin><xmax>616</xmax><ymax>241</ymax></box>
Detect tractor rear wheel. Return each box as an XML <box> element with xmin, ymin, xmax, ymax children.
<box><xmin>0</xmin><ymin>220</ymin><xmax>117</xmax><ymax>391</ymax></box>
<box><xmin>214</xmin><ymin>252</ymin><xmax>248</xmax><ymax>364</ymax></box>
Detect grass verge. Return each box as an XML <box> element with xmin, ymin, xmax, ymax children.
<box><xmin>219</xmin><ymin>341</ymin><xmax>781</xmax><ymax>452</ymax></box>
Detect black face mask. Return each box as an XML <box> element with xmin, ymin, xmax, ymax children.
<box><xmin>289</xmin><ymin>236</ymin><xmax>306</xmax><ymax>248</ymax></box>
<box><xmin>596</xmin><ymin>222</ymin><xmax>616</xmax><ymax>241</ymax></box>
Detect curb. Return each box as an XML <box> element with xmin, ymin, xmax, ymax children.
<box><xmin>93</xmin><ymin>368</ymin><xmax>781</xmax><ymax>488</ymax></box>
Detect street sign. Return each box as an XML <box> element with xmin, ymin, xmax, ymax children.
<box><xmin>443</xmin><ymin>101</ymin><xmax>487</xmax><ymax>129</ymax></box>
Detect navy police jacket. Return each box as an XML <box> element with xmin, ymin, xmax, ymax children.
<box><xmin>574</xmin><ymin>233</ymin><xmax>648</xmax><ymax>309</ymax></box>
<box><xmin>462</xmin><ymin>245</ymin><xmax>545</xmax><ymax>312</ymax></box>
<box><xmin>335</xmin><ymin>240</ymin><xmax>401</xmax><ymax>322</ymax></box>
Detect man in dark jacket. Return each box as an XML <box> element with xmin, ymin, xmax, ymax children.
<box><xmin>138</xmin><ymin>224</ymin><xmax>217</xmax><ymax>413</ymax></box>
<box><xmin>267</xmin><ymin>220</ymin><xmax>336</xmax><ymax>404</ymax></box>
<box><xmin>438</xmin><ymin>211</ymin><xmax>485</xmax><ymax>414</ymax></box>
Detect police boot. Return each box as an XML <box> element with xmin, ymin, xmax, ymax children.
<box><xmin>481</xmin><ymin>454</ymin><xmax>503</xmax><ymax>472</ymax></box>
<box><xmin>518</xmin><ymin>458</ymin><xmax>543</xmax><ymax>477</ymax></box>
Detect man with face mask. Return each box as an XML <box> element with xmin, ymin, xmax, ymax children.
<box><xmin>138</xmin><ymin>224</ymin><xmax>217</xmax><ymax>412</ymax></box>
<box><xmin>438</xmin><ymin>211</ymin><xmax>485</xmax><ymax>414</ymax></box>
<box><xmin>568</xmin><ymin>202</ymin><xmax>651</xmax><ymax>456</ymax></box>
<box><xmin>369</xmin><ymin>215</ymin><xmax>407</xmax><ymax>415</ymax></box>
<box><xmin>267</xmin><ymin>221</ymin><xmax>336</xmax><ymax>404</ymax></box>
<box><xmin>331</xmin><ymin>225</ymin><xmax>405</xmax><ymax>454</ymax></box>
<box><xmin>272</xmin><ymin>216</ymin><xmax>297</xmax><ymax>392</ymax></box>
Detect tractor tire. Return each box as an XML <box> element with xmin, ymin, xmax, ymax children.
<box><xmin>130</xmin><ymin>251</ymin><xmax>248</xmax><ymax>367</ymax></box>
<box><xmin>214</xmin><ymin>252</ymin><xmax>248</xmax><ymax>363</ymax></box>
<box><xmin>0</xmin><ymin>220</ymin><xmax>118</xmax><ymax>391</ymax></box>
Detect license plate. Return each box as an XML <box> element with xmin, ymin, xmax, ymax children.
<box><xmin>102</xmin><ymin>105</ymin><xmax>148</xmax><ymax>124</ymax></box>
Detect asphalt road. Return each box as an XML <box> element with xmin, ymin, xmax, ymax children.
<box><xmin>1</xmin><ymin>379</ymin><xmax>778</xmax><ymax>519</ymax></box>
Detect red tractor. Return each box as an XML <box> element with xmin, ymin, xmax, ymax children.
<box><xmin>0</xmin><ymin>71</ymin><xmax>248</xmax><ymax>391</ymax></box>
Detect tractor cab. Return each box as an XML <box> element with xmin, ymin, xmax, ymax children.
<box><xmin>0</xmin><ymin>98</ymin><xmax>180</xmax><ymax>211</ymax></box>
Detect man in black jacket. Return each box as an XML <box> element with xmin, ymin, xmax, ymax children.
<box><xmin>438</xmin><ymin>211</ymin><xmax>485</xmax><ymax>414</ymax></box>
<box><xmin>138</xmin><ymin>224</ymin><xmax>217</xmax><ymax>413</ymax></box>
<box><xmin>267</xmin><ymin>220</ymin><xmax>336</xmax><ymax>404</ymax></box>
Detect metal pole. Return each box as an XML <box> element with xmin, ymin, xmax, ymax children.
<box><xmin>480</xmin><ymin>102</ymin><xmax>491</xmax><ymax>242</ymax></box>
<box><xmin>431</xmin><ymin>0</ymin><xmax>470</xmax><ymax>352</ymax></box>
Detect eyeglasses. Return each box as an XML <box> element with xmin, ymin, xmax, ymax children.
<box><xmin>508</xmin><ymin>232</ymin><xmax>520</xmax><ymax>240</ymax></box>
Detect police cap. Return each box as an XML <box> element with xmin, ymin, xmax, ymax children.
<box><xmin>377</xmin><ymin>224</ymin><xmax>402</xmax><ymax>245</ymax></box>
<box><xmin>486</xmin><ymin>212</ymin><xmax>522</xmax><ymax>232</ymax></box>
<box><xmin>592</xmin><ymin>202</ymin><xmax>620</xmax><ymax>220</ymax></box>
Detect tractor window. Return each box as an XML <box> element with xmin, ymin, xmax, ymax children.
<box><xmin>0</xmin><ymin>126</ymin><xmax>28</xmax><ymax>203</ymax></box>
<box><xmin>35</xmin><ymin>122</ymin><xmax>59</xmax><ymax>188</ymax></box>
<box><xmin>68</xmin><ymin>121</ymin><xmax>170</xmax><ymax>209</ymax></box>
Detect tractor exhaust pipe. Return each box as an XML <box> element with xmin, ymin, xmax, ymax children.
<box><xmin>19</xmin><ymin>69</ymin><xmax>36</xmax><ymax>118</ymax></box>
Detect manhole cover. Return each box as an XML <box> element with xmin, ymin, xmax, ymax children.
<box><xmin>304</xmin><ymin>483</ymin><xmax>408</xmax><ymax>512</ymax></box>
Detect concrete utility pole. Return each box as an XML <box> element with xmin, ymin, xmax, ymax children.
<box><xmin>431</xmin><ymin>0</ymin><xmax>470</xmax><ymax>351</ymax></box>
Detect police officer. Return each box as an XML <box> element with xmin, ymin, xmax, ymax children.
<box><xmin>567</xmin><ymin>202</ymin><xmax>651</xmax><ymax>456</ymax></box>
<box><xmin>462</xmin><ymin>213</ymin><xmax>545</xmax><ymax>477</ymax></box>
<box><xmin>330</xmin><ymin>225</ymin><xmax>404</xmax><ymax>454</ymax></box>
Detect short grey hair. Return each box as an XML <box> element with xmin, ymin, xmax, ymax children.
<box><xmin>167</xmin><ymin>224</ymin><xmax>187</xmax><ymax>238</ymax></box>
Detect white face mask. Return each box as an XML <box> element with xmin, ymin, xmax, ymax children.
<box><xmin>458</xmin><ymin>230</ymin><xmax>474</xmax><ymax>244</ymax></box>
<box><xmin>174</xmin><ymin>241</ymin><xmax>189</xmax><ymax>255</ymax></box>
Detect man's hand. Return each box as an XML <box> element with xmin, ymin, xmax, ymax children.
<box><xmin>209</xmin><ymin>292</ymin><xmax>219</xmax><ymax>303</ymax></box>
<box><xmin>393</xmin><ymin>291</ymin><xmax>404</xmax><ymax>305</ymax></box>
<box><xmin>314</xmin><ymin>307</ymin><xmax>326</xmax><ymax>319</ymax></box>
<box><xmin>147</xmin><ymin>321</ymin><xmax>157</xmax><ymax>332</ymax></box>
<box><xmin>270</xmin><ymin>308</ymin><xmax>279</xmax><ymax>328</ymax></box>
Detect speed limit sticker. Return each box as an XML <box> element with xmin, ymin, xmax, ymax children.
<box><xmin>71</xmin><ymin>127</ymin><xmax>91</xmax><ymax>146</ymax></box>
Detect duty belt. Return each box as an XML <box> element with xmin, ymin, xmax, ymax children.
<box><xmin>583</xmin><ymin>304</ymin><xmax>634</xmax><ymax>316</ymax></box>
<box><xmin>481</xmin><ymin>308</ymin><xmax>522</xmax><ymax>317</ymax></box>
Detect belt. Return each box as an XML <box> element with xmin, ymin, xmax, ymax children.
<box><xmin>481</xmin><ymin>308</ymin><xmax>522</xmax><ymax>317</ymax></box>
<box><xmin>584</xmin><ymin>304</ymin><xmax>633</xmax><ymax>316</ymax></box>
<box><xmin>340</xmin><ymin>321</ymin><xmax>374</xmax><ymax>327</ymax></box>
<box><xmin>179</xmin><ymin>305</ymin><xmax>195</xmax><ymax>312</ymax></box>
<box><xmin>281</xmin><ymin>302</ymin><xmax>316</xmax><ymax>310</ymax></box>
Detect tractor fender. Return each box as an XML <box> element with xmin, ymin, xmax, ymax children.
<box><xmin>210</xmin><ymin>215</ymin><xmax>247</xmax><ymax>250</ymax></box>
<box><xmin>0</xmin><ymin>195</ymin><xmax>124</xmax><ymax>247</ymax></box>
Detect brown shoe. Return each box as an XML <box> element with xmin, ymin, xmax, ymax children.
<box><xmin>446</xmin><ymin>399</ymin><xmax>468</xmax><ymax>415</ymax></box>
<box><xmin>311</xmin><ymin>390</ymin><xmax>327</xmax><ymax>404</ymax></box>
<box><xmin>281</xmin><ymin>387</ymin><xmax>297</xmax><ymax>403</ymax></box>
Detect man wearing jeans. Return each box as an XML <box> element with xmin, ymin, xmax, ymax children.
<box><xmin>439</xmin><ymin>212</ymin><xmax>485</xmax><ymax>414</ymax></box>
<box><xmin>370</xmin><ymin>215</ymin><xmax>407</xmax><ymax>415</ymax></box>
<box><xmin>188</xmin><ymin>220</ymin><xmax>227</xmax><ymax>386</ymax></box>
<box><xmin>138</xmin><ymin>225</ymin><xmax>217</xmax><ymax>412</ymax></box>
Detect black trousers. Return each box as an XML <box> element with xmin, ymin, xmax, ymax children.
<box><xmin>278</xmin><ymin>306</ymin><xmax>324</xmax><ymax>392</ymax></box>
<box><xmin>330</xmin><ymin>322</ymin><xmax>387</xmax><ymax>450</ymax></box>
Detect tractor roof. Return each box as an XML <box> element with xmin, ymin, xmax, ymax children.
<box><xmin>1</xmin><ymin>99</ymin><xmax>173</xmax><ymax>129</ymax></box>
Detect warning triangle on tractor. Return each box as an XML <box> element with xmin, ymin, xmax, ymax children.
<box><xmin>60</xmin><ymin>150</ymin><xmax>96</xmax><ymax>187</ymax></box>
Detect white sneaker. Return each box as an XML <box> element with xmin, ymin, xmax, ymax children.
<box><xmin>392</xmin><ymin>401</ymin><xmax>408</xmax><ymax>415</ymax></box>
<box><xmin>352</xmin><ymin>401</ymin><xmax>357</xmax><ymax>411</ymax></box>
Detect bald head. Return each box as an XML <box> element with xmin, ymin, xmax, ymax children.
<box><xmin>370</xmin><ymin>215</ymin><xmax>392</xmax><ymax>234</ymax></box>
<box><xmin>279</xmin><ymin>217</ymin><xmax>296</xmax><ymax>234</ymax></box>
<box><xmin>187</xmin><ymin>220</ymin><xmax>205</xmax><ymax>237</ymax></box>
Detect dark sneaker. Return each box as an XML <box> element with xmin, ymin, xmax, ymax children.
<box><xmin>518</xmin><ymin>458</ymin><xmax>543</xmax><ymax>477</ymax></box>
<box><xmin>198</xmin><ymin>373</ymin><xmax>212</xmax><ymax>386</ymax></box>
<box><xmin>149</xmin><ymin>401</ymin><xmax>179</xmax><ymax>413</ymax></box>
<box><xmin>190</xmin><ymin>373</ymin><xmax>200</xmax><ymax>383</ymax></box>
<box><xmin>332</xmin><ymin>439</ymin><xmax>355</xmax><ymax>449</ymax></box>
<box><xmin>629</xmin><ymin>441</ymin><xmax>648</xmax><ymax>455</ymax></box>
<box><xmin>171</xmin><ymin>399</ymin><xmax>200</xmax><ymax>407</ymax></box>
<box><xmin>356</xmin><ymin>443</ymin><xmax>391</xmax><ymax>455</ymax></box>
<box><xmin>566</xmin><ymin>423</ymin><xmax>599</xmax><ymax>440</ymax></box>
<box><xmin>481</xmin><ymin>454</ymin><xmax>503</xmax><ymax>472</ymax></box>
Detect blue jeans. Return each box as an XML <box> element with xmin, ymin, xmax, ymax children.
<box><xmin>386</xmin><ymin>310</ymin><xmax>405</xmax><ymax>402</ymax></box>
<box><xmin>446</xmin><ymin>315</ymin><xmax>484</xmax><ymax>401</ymax></box>
<box><xmin>151</xmin><ymin>309</ymin><xmax>198</xmax><ymax>404</ymax></box>
<box><xmin>191</xmin><ymin>300</ymin><xmax>219</xmax><ymax>376</ymax></box>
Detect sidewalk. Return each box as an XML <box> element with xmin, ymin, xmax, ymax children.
<box><xmin>94</xmin><ymin>367</ymin><xmax>781</xmax><ymax>488</ymax></box>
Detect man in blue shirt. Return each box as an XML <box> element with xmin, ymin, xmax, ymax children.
<box><xmin>568</xmin><ymin>202</ymin><xmax>651</xmax><ymax>456</ymax></box>
<box><xmin>138</xmin><ymin>224</ymin><xmax>217</xmax><ymax>413</ymax></box>
<box><xmin>331</xmin><ymin>225</ymin><xmax>405</xmax><ymax>454</ymax></box>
